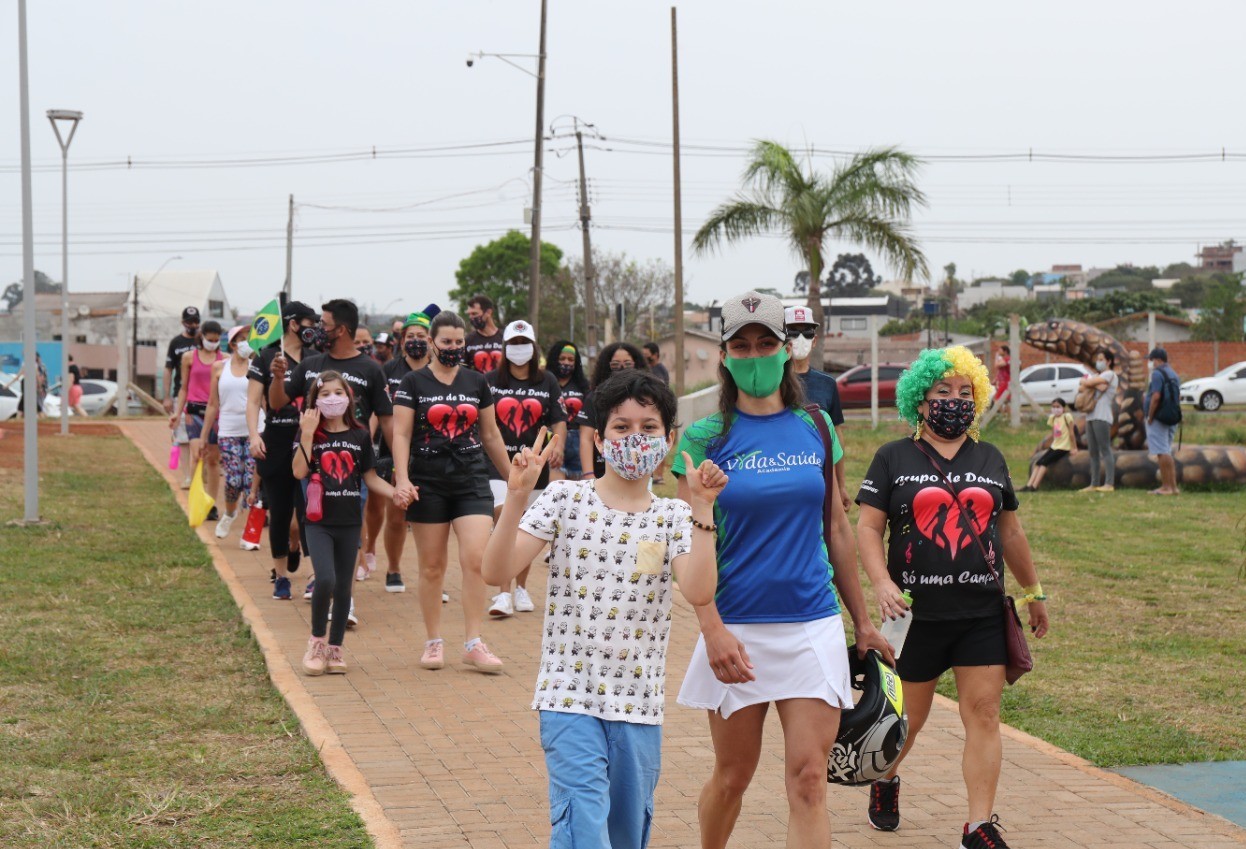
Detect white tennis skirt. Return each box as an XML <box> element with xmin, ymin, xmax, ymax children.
<box><xmin>677</xmin><ymin>615</ymin><xmax>854</xmax><ymax>719</ymax></box>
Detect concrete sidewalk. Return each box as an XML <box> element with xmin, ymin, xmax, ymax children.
<box><xmin>123</xmin><ymin>420</ymin><xmax>1245</xmax><ymax>849</ymax></box>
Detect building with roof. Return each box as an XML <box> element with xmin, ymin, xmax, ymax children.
<box><xmin>779</xmin><ymin>295</ymin><xmax>903</xmax><ymax>339</ymax></box>
<box><xmin>1095</xmin><ymin>312</ymin><xmax>1193</xmax><ymax>343</ymax></box>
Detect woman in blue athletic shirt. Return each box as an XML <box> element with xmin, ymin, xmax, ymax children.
<box><xmin>672</xmin><ymin>290</ymin><xmax>891</xmax><ymax>849</ymax></box>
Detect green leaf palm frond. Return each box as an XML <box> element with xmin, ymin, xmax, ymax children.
<box><xmin>692</xmin><ymin>139</ymin><xmax>929</xmax><ymax>285</ymax></box>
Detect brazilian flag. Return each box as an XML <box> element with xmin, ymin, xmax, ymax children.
<box><xmin>249</xmin><ymin>299</ymin><xmax>282</xmax><ymax>348</ymax></box>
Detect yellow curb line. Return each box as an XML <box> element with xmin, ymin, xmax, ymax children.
<box><xmin>933</xmin><ymin>694</ymin><xmax>1246</xmax><ymax>842</ymax></box>
<box><xmin>122</xmin><ymin>425</ymin><xmax>403</xmax><ymax>849</ymax></box>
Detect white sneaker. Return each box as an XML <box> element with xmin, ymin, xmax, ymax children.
<box><xmin>489</xmin><ymin>592</ymin><xmax>514</xmax><ymax>618</ymax></box>
<box><xmin>329</xmin><ymin>599</ymin><xmax>359</xmax><ymax>629</ymax></box>
<box><xmin>240</xmin><ymin>539</ymin><xmax>261</xmax><ymax>551</ymax></box>
<box><xmin>214</xmin><ymin>512</ymin><xmax>236</xmax><ymax>539</ymax></box>
<box><xmin>513</xmin><ymin>586</ymin><xmax>535</xmax><ymax>613</ymax></box>
<box><xmin>442</xmin><ymin>592</ymin><xmax>450</xmax><ymax>604</ymax></box>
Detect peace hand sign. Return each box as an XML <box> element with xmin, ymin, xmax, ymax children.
<box><xmin>507</xmin><ymin>427</ymin><xmax>561</xmax><ymax>495</ymax></box>
<box><xmin>682</xmin><ymin>452</ymin><xmax>728</xmax><ymax>504</ymax></box>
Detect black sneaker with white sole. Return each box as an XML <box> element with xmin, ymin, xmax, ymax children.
<box><xmin>961</xmin><ymin>815</ymin><xmax>1010</xmax><ymax>849</ymax></box>
<box><xmin>385</xmin><ymin>572</ymin><xmax>405</xmax><ymax>593</ymax></box>
<box><xmin>867</xmin><ymin>777</ymin><xmax>900</xmax><ymax>831</ymax></box>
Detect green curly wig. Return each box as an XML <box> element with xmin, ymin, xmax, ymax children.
<box><xmin>895</xmin><ymin>346</ymin><xmax>992</xmax><ymax>436</ymax></box>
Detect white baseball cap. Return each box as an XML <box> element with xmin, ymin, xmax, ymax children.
<box><xmin>502</xmin><ymin>319</ymin><xmax>536</xmax><ymax>342</ymax></box>
<box><xmin>784</xmin><ymin>305</ymin><xmax>818</xmax><ymax>328</ymax></box>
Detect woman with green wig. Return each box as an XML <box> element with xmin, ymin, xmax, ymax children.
<box><xmin>855</xmin><ymin>345</ymin><xmax>1050</xmax><ymax>849</ymax></box>
<box><xmin>672</xmin><ymin>290</ymin><xmax>892</xmax><ymax>849</ymax></box>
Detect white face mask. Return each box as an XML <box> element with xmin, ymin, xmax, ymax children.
<box><xmin>790</xmin><ymin>335</ymin><xmax>814</xmax><ymax>360</ymax></box>
<box><xmin>506</xmin><ymin>343</ymin><xmax>534</xmax><ymax>366</ymax></box>
<box><xmin>202</xmin><ymin>339</ymin><xmax>220</xmax><ymax>351</ymax></box>
<box><xmin>235</xmin><ymin>341</ymin><xmax>252</xmax><ymax>358</ymax></box>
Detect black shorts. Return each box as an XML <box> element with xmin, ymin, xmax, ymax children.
<box><xmin>1034</xmin><ymin>448</ymin><xmax>1070</xmax><ymax>467</ymax></box>
<box><xmin>406</xmin><ymin>453</ymin><xmax>494</xmax><ymax>524</ymax></box>
<box><xmin>896</xmin><ymin>614</ymin><xmax>1007</xmax><ymax>683</ymax></box>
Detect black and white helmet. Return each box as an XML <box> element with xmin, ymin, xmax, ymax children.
<box><xmin>827</xmin><ymin>647</ymin><xmax>908</xmax><ymax>785</ymax></box>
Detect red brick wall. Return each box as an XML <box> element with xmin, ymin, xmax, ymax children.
<box><xmin>992</xmin><ymin>340</ymin><xmax>1246</xmax><ymax>380</ymax></box>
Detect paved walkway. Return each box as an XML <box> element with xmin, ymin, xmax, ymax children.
<box><xmin>123</xmin><ymin>420</ymin><xmax>1246</xmax><ymax>849</ymax></box>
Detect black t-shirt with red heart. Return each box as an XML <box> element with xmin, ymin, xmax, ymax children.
<box><xmin>465</xmin><ymin>329</ymin><xmax>505</xmax><ymax>373</ymax></box>
<box><xmin>393</xmin><ymin>366</ymin><xmax>494</xmax><ymax>457</ymax></box>
<box><xmin>308</xmin><ymin>426</ymin><xmax>375</xmax><ymax>526</ymax></box>
<box><xmin>557</xmin><ymin>376</ymin><xmax>589</xmax><ymax>429</ymax></box>
<box><xmin>855</xmin><ymin>437</ymin><xmax>1019</xmax><ymax>622</ymax></box>
<box><xmin>486</xmin><ymin>369</ymin><xmax>566</xmax><ymax>487</ymax></box>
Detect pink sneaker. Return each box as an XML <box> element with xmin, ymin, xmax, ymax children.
<box><xmin>420</xmin><ymin>639</ymin><xmax>445</xmax><ymax>670</ymax></box>
<box><xmin>326</xmin><ymin>644</ymin><xmax>347</xmax><ymax>674</ymax></box>
<box><xmin>462</xmin><ymin>640</ymin><xmax>504</xmax><ymax>674</ymax></box>
<box><xmin>302</xmin><ymin>637</ymin><xmax>328</xmax><ymax>676</ymax></box>
<box><xmin>356</xmin><ymin>553</ymin><xmax>376</xmax><ymax>582</ymax></box>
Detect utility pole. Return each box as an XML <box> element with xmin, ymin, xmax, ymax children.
<box><xmin>575</xmin><ymin>130</ymin><xmax>597</xmax><ymax>356</ymax></box>
<box><xmin>17</xmin><ymin>0</ymin><xmax>40</xmax><ymax>522</ymax></box>
<box><xmin>670</xmin><ymin>6</ymin><xmax>686</xmax><ymax>396</ymax></box>
<box><xmin>284</xmin><ymin>194</ymin><xmax>294</xmax><ymax>302</ymax></box>
<box><xmin>528</xmin><ymin>0</ymin><xmax>549</xmax><ymax>339</ymax></box>
<box><xmin>131</xmin><ymin>273</ymin><xmax>139</xmax><ymax>381</ymax></box>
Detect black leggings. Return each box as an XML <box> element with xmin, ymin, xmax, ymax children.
<box><xmin>304</xmin><ymin>523</ymin><xmax>361</xmax><ymax>646</ymax></box>
<box><xmin>258</xmin><ymin>438</ymin><xmax>307</xmax><ymax>561</ymax></box>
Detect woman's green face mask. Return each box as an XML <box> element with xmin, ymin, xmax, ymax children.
<box><xmin>724</xmin><ymin>349</ymin><xmax>789</xmax><ymax>398</ymax></box>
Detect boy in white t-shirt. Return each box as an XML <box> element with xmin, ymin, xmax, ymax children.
<box><xmin>483</xmin><ymin>369</ymin><xmax>725</xmax><ymax>849</ymax></box>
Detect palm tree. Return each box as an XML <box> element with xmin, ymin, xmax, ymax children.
<box><xmin>692</xmin><ymin>140</ymin><xmax>930</xmax><ymax>329</ymax></box>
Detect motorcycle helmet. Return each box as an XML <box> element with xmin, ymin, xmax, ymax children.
<box><xmin>827</xmin><ymin>646</ymin><xmax>908</xmax><ymax>785</ymax></box>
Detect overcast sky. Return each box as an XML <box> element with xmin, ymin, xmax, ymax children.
<box><xmin>3</xmin><ymin>1</ymin><xmax>1244</xmax><ymax>320</ymax></box>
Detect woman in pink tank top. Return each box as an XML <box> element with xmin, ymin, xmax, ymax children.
<box><xmin>170</xmin><ymin>320</ymin><xmax>225</xmax><ymax>513</ymax></box>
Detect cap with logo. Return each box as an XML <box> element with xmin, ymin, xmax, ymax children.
<box><xmin>784</xmin><ymin>305</ymin><xmax>818</xmax><ymax>328</ymax></box>
<box><xmin>181</xmin><ymin>306</ymin><xmax>201</xmax><ymax>323</ymax></box>
<box><xmin>374</xmin><ymin>332</ymin><xmax>391</xmax><ymax>346</ymax></box>
<box><xmin>503</xmin><ymin>319</ymin><xmax>536</xmax><ymax>342</ymax></box>
<box><xmin>720</xmin><ymin>290</ymin><xmax>787</xmax><ymax>341</ymax></box>
<box><xmin>282</xmin><ymin>300</ymin><xmax>317</xmax><ymax>324</ymax></box>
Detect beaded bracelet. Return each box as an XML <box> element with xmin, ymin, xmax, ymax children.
<box><xmin>691</xmin><ymin>518</ymin><xmax>718</xmax><ymax>533</ymax></box>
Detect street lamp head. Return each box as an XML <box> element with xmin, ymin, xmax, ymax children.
<box><xmin>47</xmin><ymin>109</ymin><xmax>83</xmax><ymax>122</ymax></box>
<box><xmin>466</xmin><ymin>53</ymin><xmax>475</xmax><ymax>67</ymax></box>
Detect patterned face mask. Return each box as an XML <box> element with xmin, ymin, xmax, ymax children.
<box><xmin>316</xmin><ymin>394</ymin><xmax>351</xmax><ymax>418</ymax></box>
<box><xmin>600</xmin><ymin>432</ymin><xmax>669</xmax><ymax>481</ymax></box>
<box><xmin>923</xmin><ymin>397</ymin><xmax>975</xmax><ymax>439</ymax></box>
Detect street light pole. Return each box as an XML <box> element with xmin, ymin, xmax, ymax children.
<box><xmin>48</xmin><ymin>109</ymin><xmax>83</xmax><ymax>436</ymax></box>
<box><xmin>529</xmin><ymin>0</ymin><xmax>549</xmax><ymax>339</ymax></box>
<box><xmin>17</xmin><ymin>0</ymin><xmax>40</xmax><ymax>523</ymax></box>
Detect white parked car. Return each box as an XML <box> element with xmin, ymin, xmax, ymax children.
<box><xmin>43</xmin><ymin>378</ymin><xmax>119</xmax><ymax>417</ymax></box>
<box><xmin>1180</xmin><ymin>361</ymin><xmax>1246</xmax><ymax>411</ymax></box>
<box><xmin>0</xmin><ymin>375</ymin><xmax>20</xmax><ymax>421</ymax></box>
<box><xmin>1017</xmin><ymin>363</ymin><xmax>1094</xmax><ymax>406</ymax></box>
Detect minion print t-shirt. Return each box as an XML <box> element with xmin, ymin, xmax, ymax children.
<box><xmin>672</xmin><ymin>407</ymin><xmax>843</xmax><ymax>624</ymax></box>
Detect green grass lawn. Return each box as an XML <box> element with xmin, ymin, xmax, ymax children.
<box><xmin>0</xmin><ymin>426</ymin><xmax>372</xmax><ymax>849</ymax></box>
<box><xmin>660</xmin><ymin>409</ymin><xmax>1246</xmax><ymax>768</ymax></box>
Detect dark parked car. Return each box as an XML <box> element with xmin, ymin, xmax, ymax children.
<box><xmin>835</xmin><ymin>363</ymin><xmax>906</xmax><ymax>408</ymax></box>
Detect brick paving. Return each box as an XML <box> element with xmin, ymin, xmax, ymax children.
<box><xmin>124</xmin><ymin>420</ymin><xmax>1246</xmax><ymax>848</ymax></box>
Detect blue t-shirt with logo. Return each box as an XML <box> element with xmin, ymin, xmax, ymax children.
<box><xmin>672</xmin><ymin>407</ymin><xmax>843</xmax><ymax>624</ymax></box>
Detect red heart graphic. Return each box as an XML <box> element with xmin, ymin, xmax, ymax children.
<box><xmin>497</xmin><ymin>396</ymin><xmax>544</xmax><ymax>435</ymax></box>
<box><xmin>319</xmin><ymin>449</ymin><xmax>356</xmax><ymax>485</ymax></box>
<box><xmin>474</xmin><ymin>350</ymin><xmax>503</xmax><ymax>372</ymax></box>
<box><xmin>911</xmin><ymin>486</ymin><xmax>991</xmax><ymax>559</ymax></box>
<box><xmin>564</xmin><ymin>397</ymin><xmax>583</xmax><ymax>420</ymax></box>
<box><xmin>428</xmin><ymin>403</ymin><xmax>478</xmax><ymax>440</ymax></box>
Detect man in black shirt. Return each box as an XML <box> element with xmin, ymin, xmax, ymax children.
<box><xmin>643</xmin><ymin>342</ymin><xmax>670</xmax><ymax>384</ymax></box>
<box><xmin>464</xmin><ymin>294</ymin><xmax>504</xmax><ymax>373</ymax></box>
<box><xmin>162</xmin><ymin>306</ymin><xmax>201</xmax><ymax>413</ymax></box>
<box><xmin>247</xmin><ymin>300</ymin><xmax>317</xmax><ymax>601</ymax></box>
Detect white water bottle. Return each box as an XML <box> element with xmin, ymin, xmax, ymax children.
<box><xmin>880</xmin><ymin>591</ymin><xmax>914</xmax><ymax>658</ymax></box>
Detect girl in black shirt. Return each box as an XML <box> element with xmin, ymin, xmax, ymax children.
<box><xmin>546</xmin><ymin>339</ymin><xmax>589</xmax><ymax>482</ymax></box>
<box><xmin>855</xmin><ymin>346</ymin><xmax>1049</xmax><ymax>848</ymax></box>
<box><xmin>294</xmin><ymin>371</ymin><xmax>407</xmax><ymax>677</ymax></box>
<box><xmin>391</xmin><ymin>311</ymin><xmax>513</xmax><ymax>674</ymax></box>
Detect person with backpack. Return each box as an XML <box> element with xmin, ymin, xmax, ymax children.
<box><xmin>1145</xmin><ymin>348</ymin><xmax>1182</xmax><ymax>496</ymax></box>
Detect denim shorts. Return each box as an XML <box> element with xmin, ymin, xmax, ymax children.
<box><xmin>561</xmin><ymin>428</ymin><xmax>583</xmax><ymax>477</ymax></box>
<box><xmin>1146</xmin><ymin>420</ymin><xmax>1177</xmax><ymax>456</ymax></box>
<box><xmin>539</xmin><ymin>710</ymin><xmax>661</xmax><ymax>849</ymax></box>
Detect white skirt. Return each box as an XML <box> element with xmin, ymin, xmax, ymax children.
<box><xmin>677</xmin><ymin>615</ymin><xmax>854</xmax><ymax>719</ymax></box>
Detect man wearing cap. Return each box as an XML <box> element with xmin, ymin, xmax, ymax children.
<box><xmin>247</xmin><ymin>300</ymin><xmax>318</xmax><ymax>601</ymax></box>
<box><xmin>373</xmin><ymin>332</ymin><xmax>394</xmax><ymax>365</ymax></box>
<box><xmin>1145</xmin><ymin>347</ymin><xmax>1182</xmax><ymax>496</ymax></box>
<box><xmin>465</xmin><ymin>294</ymin><xmax>505</xmax><ymax>373</ymax></box>
<box><xmin>785</xmin><ymin>305</ymin><xmax>849</xmax><ymax>511</ymax></box>
<box><xmin>163</xmin><ymin>306</ymin><xmax>202</xmax><ymax>483</ymax></box>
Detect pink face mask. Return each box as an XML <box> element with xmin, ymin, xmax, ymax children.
<box><xmin>316</xmin><ymin>395</ymin><xmax>351</xmax><ymax>418</ymax></box>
